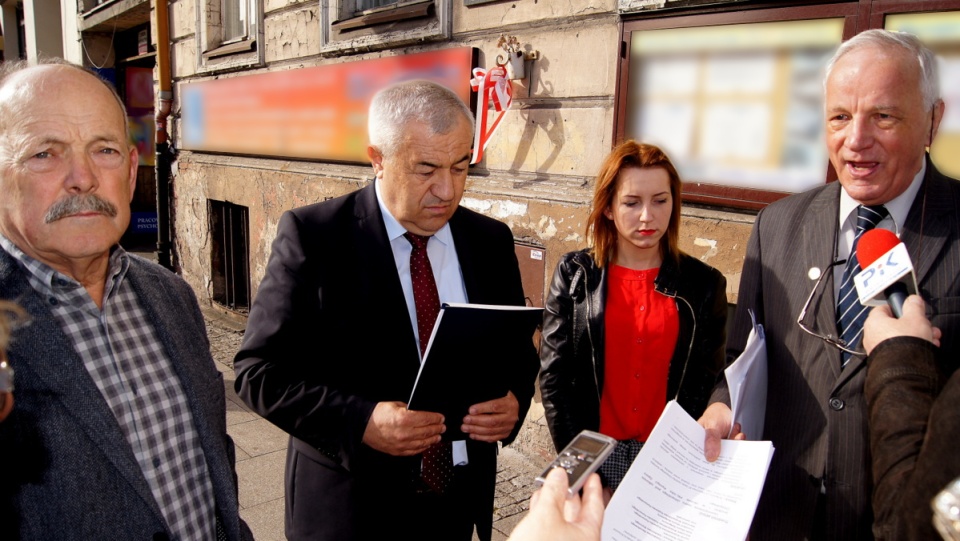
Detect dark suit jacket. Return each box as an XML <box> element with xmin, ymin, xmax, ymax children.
<box><xmin>234</xmin><ymin>183</ymin><xmax>539</xmax><ymax>541</ymax></box>
<box><xmin>0</xmin><ymin>249</ymin><xmax>249</xmax><ymax>541</ymax></box>
<box><xmin>717</xmin><ymin>159</ymin><xmax>960</xmax><ymax>540</ymax></box>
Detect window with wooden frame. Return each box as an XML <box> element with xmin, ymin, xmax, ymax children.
<box><xmin>879</xmin><ymin>5</ymin><xmax>960</xmax><ymax>181</ymax></box>
<box><xmin>319</xmin><ymin>0</ymin><xmax>450</xmax><ymax>56</ymax></box>
<box><xmin>618</xmin><ymin>1</ymin><xmax>960</xmax><ymax>211</ymax></box>
<box><xmin>617</xmin><ymin>4</ymin><xmax>860</xmax><ymax>211</ymax></box>
<box><xmin>197</xmin><ymin>0</ymin><xmax>262</xmax><ymax>71</ymax></box>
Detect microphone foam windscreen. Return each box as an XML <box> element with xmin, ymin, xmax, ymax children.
<box><xmin>857</xmin><ymin>228</ymin><xmax>901</xmax><ymax>268</ymax></box>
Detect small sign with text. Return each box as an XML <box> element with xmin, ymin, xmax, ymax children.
<box><xmin>854</xmin><ymin>242</ymin><xmax>917</xmax><ymax>306</ymax></box>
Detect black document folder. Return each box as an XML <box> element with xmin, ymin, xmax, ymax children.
<box><xmin>407</xmin><ymin>302</ymin><xmax>543</xmax><ymax>441</ymax></box>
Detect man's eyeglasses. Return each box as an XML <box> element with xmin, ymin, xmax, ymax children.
<box><xmin>796</xmin><ymin>259</ymin><xmax>866</xmax><ymax>357</ymax></box>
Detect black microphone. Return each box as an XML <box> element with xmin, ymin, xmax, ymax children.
<box><xmin>854</xmin><ymin>229</ymin><xmax>917</xmax><ymax>318</ymax></box>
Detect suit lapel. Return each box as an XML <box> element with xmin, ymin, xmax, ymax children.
<box><xmin>801</xmin><ymin>183</ymin><xmax>846</xmax><ymax>377</ymax></box>
<box><xmin>125</xmin><ymin>260</ymin><xmax>240</xmax><ymax>527</ymax></box>
<box><xmin>448</xmin><ymin>209</ymin><xmax>481</xmax><ymax>302</ymax></box>
<box><xmin>0</xmin><ymin>252</ymin><xmax>165</xmax><ymax>522</ymax></box>
<box><xmin>901</xmin><ymin>160</ymin><xmax>955</xmax><ymax>287</ymax></box>
<box><xmin>129</xmin><ymin>263</ymin><xmax>212</xmax><ymax>434</ymax></box>
<box><xmin>353</xmin><ymin>183</ymin><xmax>421</xmax><ymax>366</ymax></box>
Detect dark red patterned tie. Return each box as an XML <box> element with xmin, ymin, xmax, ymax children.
<box><xmin>404</xmin><ymin>232</ymin><xmax>454</xmax><ymax>494</ymax></box>
<box><xmin>405</xmin><ymin>233</ymin><xmax>441</xmax><ymax>357</ymax></box>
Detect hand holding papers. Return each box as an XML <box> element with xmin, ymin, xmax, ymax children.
<box><xmin>602</xmin><ymin>401</ymin><xmax>774</xmax><ymax>541</ymax></box>
<box><xmin>407</xmin><ymin>302</ymin><xmax>542</xmax><ymax>441</ymax></box>
<box><xmin>725</xmin><ymin>310</ymin><xmax>768</xmax><ymax>440</ymax></box>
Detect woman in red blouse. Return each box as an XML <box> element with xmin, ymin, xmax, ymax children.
<box><xmin>539</xmin><ymin>141</ymin><xmax>728</xmax><ymax>495</ymax></box>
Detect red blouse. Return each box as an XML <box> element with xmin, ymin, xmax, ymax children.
<box><xmin>599</xmin><ymin>264</ymin><xmax>680</xmax><ymax>441</ymax></box>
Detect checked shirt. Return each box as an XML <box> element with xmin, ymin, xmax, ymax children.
<box><xmin>0</xmin><ymin>236</ymin><xmax>216</xmax><ymax>541</ymax></box>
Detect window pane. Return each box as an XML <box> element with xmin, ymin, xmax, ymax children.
<box><xmin>223</xmin><ymin>0</ymin><xmax>247</xmax><ymax>42</ymax></box>
<box><xmin>626</xmin><ymin>19</ymin><xmax>844</xmax><ymax>194</ymax></box>
<box><xmin>886</xmin><ymin>12</ymin><xmax>960</xmax><ymax>180</ymax></box>
<box><xmin>357</xmin><ymin>0</ymin><xmax>398</xmax><ymax>11</ymax></box>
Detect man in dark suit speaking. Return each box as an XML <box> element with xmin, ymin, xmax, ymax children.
<box><xmin>235</xmin><ymin>80</ymin><xmax>539</xmax><ymax>541</ymax></box>
<box><xmin>699</xmin><ymin>30</ymin><xmax>960</xmax><ymax>540</ymax></box>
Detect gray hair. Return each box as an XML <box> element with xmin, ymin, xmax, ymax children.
<box><xmin>825</xmin><ymin>29</ymin><xmax>941</xmax><ymax>110</ymax></box>
<box><xmin>0</xmin><ymin>58</ymin><xmax>131</xmax><ymax>140</ymax></box>
<box><xmin>367</xmin><ymin>79</ymin><xmax>474</xmax><ymax>158</ymax></box>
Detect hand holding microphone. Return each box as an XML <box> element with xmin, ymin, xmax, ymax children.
<box><xmin>863</xmin><ymin>295</ymin><xmax>942</xmax><ymax>354</ymax></box>
<box><xmin>854</xmin><ymin>229</ymin><xmax>942</xmax><ymax>353</ymax></box>
<box><xmin>854</xmin><ymin>229</ymin><xmax>918</xmax><ymax>318</ymax></box>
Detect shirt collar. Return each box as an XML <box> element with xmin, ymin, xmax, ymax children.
<box><xmin>374</xmin><ymin>180</ymin><xmax>455</xmax><ymax>247</ymax></box>
<box><xmin>839</xmin><ymin>159</ymin><xmax>926</xmax><ymax>235</ymax></box>
<box><xmin>0</xmin><ymin>233</ymin><xmax>129</xmax><ymax>295</ymax></box>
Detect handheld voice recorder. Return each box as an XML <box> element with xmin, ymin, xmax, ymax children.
<box><xmin>535</xmin><ymin>429</ymin><xmax>616</xmax><ymax>496</ymax></box>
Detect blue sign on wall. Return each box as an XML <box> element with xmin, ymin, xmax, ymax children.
<box><xmin>131</xmin><ymin>212</ymin><xmax>158</xmax><ymax>234</ymax></box>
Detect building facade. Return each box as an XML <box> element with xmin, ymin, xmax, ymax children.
<box><xmin>58</xmin><ymin>0</ymin><xmax>960</xmax><ymax>459</ymax></box>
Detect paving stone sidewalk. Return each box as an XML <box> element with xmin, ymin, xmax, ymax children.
<box><xmin>205</xmin><ymin>310</ymin><xmax>541</xmax><ymax>541</ymax></box>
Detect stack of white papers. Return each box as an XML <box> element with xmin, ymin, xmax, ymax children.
<box><xmin>726</xmin><ymin>310</ymin><xmax>768</xmax><ymax>440</ymax></box>
<box><xmin>602</xmin><ymin>401</ymin><xmax>774</xmax><ymax>541</ymax></box>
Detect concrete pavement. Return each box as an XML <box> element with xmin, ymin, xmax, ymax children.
<box><xmin>205</xmin><ymin>310</ymin><xmax>543</xmax><ymax>540</ymax></box>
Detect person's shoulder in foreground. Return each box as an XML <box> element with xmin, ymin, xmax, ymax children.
<box><xmin>864</xmin><ymin>296</ymin><xmax>958</xmax><ymax>541</ymax></box>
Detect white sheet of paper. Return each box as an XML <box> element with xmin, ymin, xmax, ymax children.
<box><xmin>602</xmin><ymin>401</ymin><xmax>774</xmax><ymax>541</ymax></box>
<box><xmin>725</xmin><ymin>310</ymin><xmax>767</xmax><ymax>440</ymax></box>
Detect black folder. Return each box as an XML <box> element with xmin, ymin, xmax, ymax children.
<box><xmin>407</xmin><ymin>302</ymin><xmax>543</xmax><ymax>441</ymax></box>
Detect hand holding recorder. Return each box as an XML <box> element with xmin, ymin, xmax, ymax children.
<box><xmin>535</xmin><ymin>430</ymin><xmax>616</xmax><ymax>497</ymax></box>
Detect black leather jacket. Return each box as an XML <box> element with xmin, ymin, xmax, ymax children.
<box><xmin>539</xmin><ymin>249</ymin><xmax>728</xmax><ymax>451</ymax></box>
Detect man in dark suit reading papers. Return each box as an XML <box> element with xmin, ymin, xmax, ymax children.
<box><xmin>235</xmin><ymin>80</ymin><xmax>540</xmax><ymax>541</ymax></box>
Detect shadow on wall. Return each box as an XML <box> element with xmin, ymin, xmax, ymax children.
<box><xmin>509</xmin><ymin>54</ymin><xmax>565</xmax><ymax>178</ymax></box>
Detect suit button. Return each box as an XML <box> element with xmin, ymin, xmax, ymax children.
<box><xmin>829</xmin><ymin>397</ymin><xmax>844</xmax><ymax>411</ymax></box>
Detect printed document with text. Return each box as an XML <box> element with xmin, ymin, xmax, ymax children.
<box><xmin>602</xmin><ymin>401</ymin><xmax>774</xmax><ymax>541</ymax></box>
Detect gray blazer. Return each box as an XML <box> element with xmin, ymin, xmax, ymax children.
<box><xmin>0</xmin><ymin>248</ymin><xmax>250</xmax><ymax>541</ymax></box>
<box><xmin>718</xmin><ymin>158</ymin><xmax>960</xmax><ymax>540</ymax></box>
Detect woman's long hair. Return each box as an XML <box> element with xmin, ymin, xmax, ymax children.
<box><xmin>586</xmin><ymin>141</ymin><xmax>683</xmax><ymax>267</ymax></box>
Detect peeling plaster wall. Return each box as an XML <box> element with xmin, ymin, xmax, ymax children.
<box><xmin>173</xmin><ymin>154</ymin><xmax>370</xmax><ymax>301</ymax></box>
<box><xmin>264</xmin><ymin>6</ymin><xmax>320</xmax><ymax>62</ymax></box>
<box><xmin>454</xmin><ymin>0</ymin><xmax>613</xmax><ymax>29</ymax></box>
<box><xmin>167</xmin><ymin>0</ymin><xmax>756</xmax><ymax>464</ymax></box>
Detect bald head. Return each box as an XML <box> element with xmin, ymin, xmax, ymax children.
<box><xmin>825</xmin><ymin>29</ymin><xmax>941</xmax><ymax>111</ymax></box>
<box><xmin>0</xmin><ymin>60</ymin><xmax>138</xmax><ymax>288</ymax></box>
<box><xmin>0</xmin><ymin>62</ymin><xmax>130</xmax><ymax>142</ymax></box>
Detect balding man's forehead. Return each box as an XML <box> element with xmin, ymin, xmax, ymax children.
<box><xmin>0</xmin><ymin>64</ymin><xmax>131</xmax><ymax>143</ymax></box>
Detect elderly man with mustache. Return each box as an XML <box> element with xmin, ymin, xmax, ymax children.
<box><xmin>0</xmin><ymin>60</ymin><xmax>251</xmax><ymax>541</ymax></box>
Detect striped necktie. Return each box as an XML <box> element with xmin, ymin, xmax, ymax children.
<box><xmin>836</xmin><ymin>204</ymin><xmax>888</xmax><ymax>366</ymax></box>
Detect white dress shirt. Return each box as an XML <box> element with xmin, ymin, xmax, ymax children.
<box><xmin>833</xmin><ymin>161</ymin><xmax>926</xmax><ymax>300</ymax></box>
<box><xmin>375</xmin><ymin>181</ymin><xmax>470</xmax><ymax>465</ymax></box>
